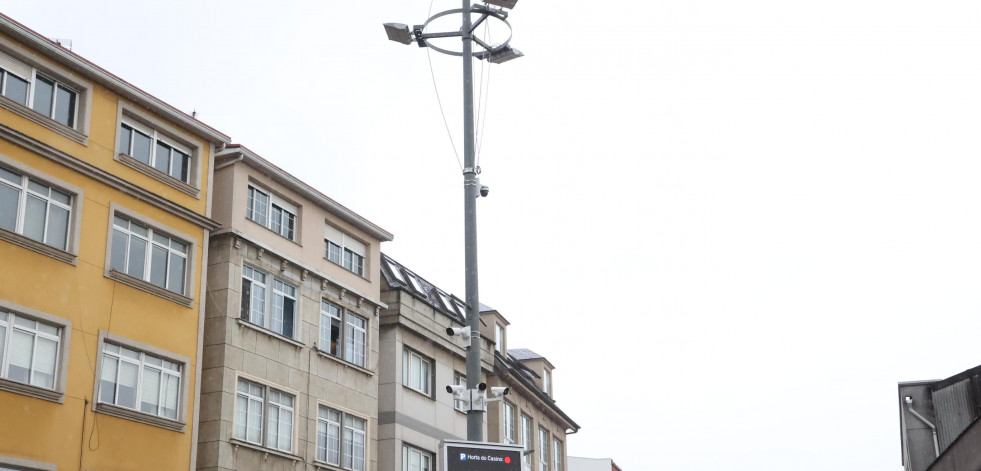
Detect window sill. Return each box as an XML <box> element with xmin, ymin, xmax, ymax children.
<box><xmin>0</xmin><ymin>377</ymin><xmax>64</xmax><ymax>403</ymax></box>
<box><xmin>0</xmin><ymin>227</ymin><xmax>76</xmax><ymax>265</ymax></box>
<box><xmin>0</xmin><ymin>95</ymin><xmax>87</xmax><ymax>145</ymax></box>
<box><xmin>107</xmin><ymin>269</ymin><xmax>193</xmax><ymax>307</ymax></box>
<box><xmin>402</xmin><ymin>384</ymin><xmax>435</xmax><ymax>401</ymax></box>
<box><xmin>237</xmin><ymin>318</ymin><xmax>305</xmax><ymax>349</ymax></box>
<box><xmin>313</xmin><ymin>461</ymin><xmax>348</xmax><ymax>471</ymax></box>
<box><xmin>245</xmin><ymin>217</ymin><xmax>299</xmax><ymax>245</ymax></box>
<box><xmin>230</xmin><ymin>438</ymin><xmax>301</xmax><ymax>462</ymax></box>
<box><xmin>314</xmin><ymin>348</ymin><xmax>374</xmax><ymax>376</ymax></box>
<box><xmin>116</xmin><ymin>153</ymin><xmax>200</xmax><ymax>198</ymax></box>
<box><xmin>94</xmin><ymin>401</ymin><xmax>185</xmax><ymax>432</ymax></box>
<box><xmin>323</xmin><ymin>257</ymin><xmax>367</xmax><ymax>280</ymax></box>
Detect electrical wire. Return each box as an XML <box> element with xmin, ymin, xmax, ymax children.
<box><xmin>474</xmin><ymin>19</ymin><xmax>493</xmax><ymax>168</ymax></box>
<box><xmin>426</xmin><ymin>0</ymin><xmax>464</xmax><ymax>171</ymax></box>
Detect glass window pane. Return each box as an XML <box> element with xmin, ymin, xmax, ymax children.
<box><xmin>127</xmin><ymin>236</ymin><xmax>147</xmax><ymax>278</ymax></box>
<box><xmin>0</xmin><ymin>324</ymin><xmax>5</xmax><ymax>372</ymax></box>
<box><xmin>168</xmin><ymin>253</ymin><xmax>186</xmax><ymax>295</ymax></box>
<box><xmin>54</xmin><ymin>86</ymin><xmax>76</xmax><ymax>127</ymax></box>
<box><xmin>23</xmin><ymin>195</ymin><xmax>46</xmax><ymax>242</ymax></box>
<box><xmin>150</xmin><ymin>245</ymin><xmax>168</xmax><ymax>287</ymax></box>
<box><xmin>162</xmin><ymin>373</ymin><xmax>179</xmax><ymax>419</ymax></box>
<box><xmin>132</xmin><ymin>129</ymin><xmax>151</xmax><ymax>165</ymax></box>
<box><xmin>45</xmin><ymin>204</ymin><xmax>69</xmax><ymax>250</ymax></box>
<box><xmin>31</xmin><ymin>336</ymin><xmax>57</xmax><ymax>389</ymax></box>
<box><xmin>4</xmin><ymin>72</ymin><xmax>28</xmax><ymax>105</ymax></box>
<box><xmin>266</xmin><ymin>403</ymin><xmax>279</xmax><ymax>448</ymax></box>
<box><xmin>50</xmin><ymin>188</ymin><xmax>70</xmax><ymax>205</ymax></box>
<box><xmin>27</xmin><ymin>179</ymin><xmax>48</xmax><ymax>195</ymax></box>
<box><xmin>99</xmin><ymin>355</ymin><xmax>118</xmax><ymax>404</ymax></box>
<box><xmin>117</xmin><ymin>360</ymin><xmax>139</xmax><ymax>409</ymax></box>
<box><xmin>247</xmin><ymin>398</ymin><xmax>262</xmax><ymax>443</ymax></box>
<box><xmin>8</xmin><ymin>329</ymin><xmax>34</xmax><ymax>383</ymax></box>
<box><xmin>0</xmin><ymin>183</ymin><xmax>19</xmax><ymax>232</ymax></box>
<box><xmin>129</xmin><ymin>220</ymin><xmax>148</xmax><ymax>238</ymax></box>
<box><xmin>234</xmin><ymin>393</ymin><xmax>248</xmax><ymax>440</ymax></box>
<box><xmin>140</xmin><ymin>367</ymin><xmax>161</xmax><ymax>415</ymax></box>
<box><xmin>32</xmin><ymin>76</ymin><xmax>53</xmax><ymax>117</ymax></box>
<box><xmin>119</xmin><ymin>125</ymin><xmax>132</xmax><ymax>155</ymax></box>
<box><xmin>110</xmin><ymin>229</ymin><xmax>128</xmax><ymax>272</ymax></box>
<box><xmin>171</xmin><ymin>150</ymin><xmax>189</xmax><ymax>182</ymax></box>
<box><xmin>0</xmin><ymin>167</ymin><xmax>18</xmax><ymax>183</ymax></box>
<box><xmin>154</xmin><ymin>142</ymin><xmax>171</xmax><ymax>174</ymax></box>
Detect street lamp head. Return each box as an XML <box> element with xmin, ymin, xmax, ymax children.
<box><xmin>484</xmin><ymin>0</ymin><xmax>518</xmax><ymax>9</ymax></box>
<box><xmin>486</xmin><ymin>46</ymin><xmax>524</xmax><ymax>64</ymax></box>
<box><xmin>383</xmin><ymin>23</ymin><xmax>413</xmax><ymax>45</ymax></box>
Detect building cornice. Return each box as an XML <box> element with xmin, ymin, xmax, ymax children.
<box><xmin>494</xmin><ymin>352</ymin><xmax>580</xmax><ymax>432</ymax></box>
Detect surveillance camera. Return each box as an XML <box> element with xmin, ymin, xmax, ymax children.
<box><xmin>477</xmin><ymin>382</ymin><xmax>487</xmax><ymax>392</ymax></box>
<box><xmin>479</xmin><ymin>185</ymin><xmax>490</xmax><ymax>197</ymax></box>
<box><xmin>446</xmin><ymin>326</ymin><xmax>472</xmax><ymax>341</ymax></box>
<box><xmin>905</xmin><ymin>396</ymin><xmax>913</xmax><ymax>405</ymax></box>
<box><xmin>447</xmin><ymin>384</ymin><xmax>466</xmax><ymax>394</ymax></box>
<box><xmin>491</xmin><ymin>386</ymin><xmax>510</xmax><ymax>397</ymax></box>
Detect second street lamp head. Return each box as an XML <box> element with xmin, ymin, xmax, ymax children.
<box><xmin>383</xmin><ymin>23</ymin><xmax>413</xmax><ymax>45</ymax></box>
<box><xmin>484</xmin><ymin>0</ymin><xmax>518</xmax><ymax>9</ymax></box>
<box><xmin>487</xmin><ymin>46</ymin><xmax>524</xmax><ymax>64</ymax></box>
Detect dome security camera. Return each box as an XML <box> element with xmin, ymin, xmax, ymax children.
<box><xmin>479</xmin><ymin>185</ymin><xmax>490</xmax><ymax>197</ymax></box>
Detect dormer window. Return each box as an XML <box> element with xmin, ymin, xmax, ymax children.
<box><xmin>542</xmin><ymin>369</ymin><xmax>550</xmax><ymax>395</ymax></box>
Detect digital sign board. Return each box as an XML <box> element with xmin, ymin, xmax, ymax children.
<box><xmin>443</xmin><ymin>440</ymin><xmax>523</xmax><ymax>471</ymax></box>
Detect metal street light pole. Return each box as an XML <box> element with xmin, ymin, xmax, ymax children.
<box><xmin>384</xmin><ymin>0</ymin><xmax>522</xmax><ymax>443</ymax></box>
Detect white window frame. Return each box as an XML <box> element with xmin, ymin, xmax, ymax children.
<box><xmin>0</xmin><ymin>156</ymin><xmax>83</xmax><ymax>264</ymax></box>
<box><xmin>97</xmin><ymin>342</ymin><xmax>182</xmax><ymax>421</ymax></box>
<box><xmin>503</xmin><ymin>401</ymin><xmax>516</xmax><ymax>444</ymax></box>
<box><xmin>241</xmin><ymin>265</ymin><xmax>298</xmax><ymax>340</ymax></box>
<box><xmin>553</xmin><ymin>438</ymin><xmax>563</xmax><ymax>471</ymax></box>
<box><xmin>453</xmin><ymin>372</ymin><xmax>467</xmax><ymax>412</ymax></box>
<box><xmin>118</xmin><ymin>118</ymin><xmax>192</xmax><ymax>182</ymax></box>
<box><xmin>0</xmin><ymin>300</ymin><xmax>70</xmax><ymax>404</ymax></box>
<box><xmin>247</xmin><ymin>184</ymin><xmax>297</xmax><ymax>241</ymax></box>
<box><xmin>0</xmin><ymin>454</ymin><xmax>57</xmax><ymax>471</ymax></box>
<box><xmin>543</xmin><ymin>369</ymin><xmax>550</xmax><ymax>396</ymax></box>
<box><xmin>539</xmin><ymin>428</ymin><xmax>550</xmax><ymax>471</ymax></box>
<box><xmin>0</xmin><ymin>49</ymin><xmax>79</xmax><ymax>129</ymax></box>
<box><xmin>325</xmin><ymin>225</ymin><xmax>367</xmax><ymax>277</ymax></box>
<box><xmin>316</xmin><ymin>404</ymin><xmax>368</xmax><ymax>471</ymax></box>
<box><xmin>495</xmin><ymin>323</ymin><xmax>504</xmax><ymax>353</ymax></box>
<box><xmin>319</xmin><ymin>300</ymin><xmax>369</xmax><ymax>368</ymax></box>
<box><xmin>521</xmin><ymin>414</ymin><xmax>533</xmax><ymax>465</ymax></box>
<box><xmin>113</xmin><ymin>102</ymin><xmax>203</xmax><ymax>195</ymax></box>
<box><xmin>104</xmin><ymin>204</ymin><xmax>196</xmax><ymax>306</ymax></box>
<box><xmin>109</xmin><ymin>213</ymin><xmax>188</xmax><ymax>295</ymax></box>
<box><xmin>233</xmin><ymin>376</ymin><xmax>296</xmax><ymax>454</ymax></box>
<box><xmin>402</xmin><ymin>348</ymin><xmax>432</xmax><ymax>397</ymax></box>
<box><xmin>402</xmin><ymin>443</ymin><xmax>433</xmax><ymax>471</ymax></box>
<box><xmin>91</xmin><ymin>331</ymin><xmax>189</xmax><ymax>431</ymax></box>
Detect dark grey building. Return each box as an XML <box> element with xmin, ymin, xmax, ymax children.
<box><xmin>898</xmin><ymin>364</ymin><xmax>981</xmax><ymax>471</ymax></box>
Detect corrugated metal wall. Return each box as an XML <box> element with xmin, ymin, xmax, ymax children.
<box><xmin>933</xmin><ymin>379</ymin><xmax>975</xmax><ymax>451</ymax></box>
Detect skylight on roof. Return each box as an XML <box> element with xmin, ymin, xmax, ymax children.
<box><xmin>406</xmin><ymin>272</ymin><xmax>425</xmax><ymax>293</ymax></box>
<box><xmin>386</xmin><ymin>260</ymin><xmax>406</xmax><ymax>283</ymax></box>
<box><xmin>437</xmin><ymin>291</ymin><xmax>455</xmax><ymax>312</ymax></box>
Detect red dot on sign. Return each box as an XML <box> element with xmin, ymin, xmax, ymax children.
<box><xmin>505</xmin><ymin>457</ymin><xmax>511</xmax><ymax>464</ymax></box>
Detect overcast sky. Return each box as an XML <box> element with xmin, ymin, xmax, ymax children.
<box><xmin>6</xmin><ymin>1</ymin><xmax>981</xmax><ymax>469</ymax></box>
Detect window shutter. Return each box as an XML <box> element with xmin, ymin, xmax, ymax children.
<box><xmin>32</xmin><ymin>336</ymin><xmax>58</xmax><ymax>388</ymax></box>
<box><xmin>346</xmin><ymin>238</ymin><xmax>367</xmax><ymax>257</ymax></box>
<box><xmin>0</xmin><ymin>50</ymin><xmax>31</xmax><ymax>81</ymax></box>
<box><xmin>8</xmin><ymin>329</ymin><xmax>34</xmax><ymax>381</ymax></box>
<box><xmin>141</xmin><ymin>367</ymin><xmax>161</xmax><ymax>413</ymax></box>
<box><xmin>324</xmin><ymin>225</ymin><xmax>344</xmax><ymax>244</ymax></box>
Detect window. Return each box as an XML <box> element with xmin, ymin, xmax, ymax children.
<box><xmin>325</xmin><ymin>225</ymin><xmax>366</xmax><ymax>276</ymax></box>
<box><xmin>495</xmin><ymin>324</ymin><xmax>504</xmax><ymax>353</ymax></box>
<box><xmin>118</xmin><ymin>120</ymin><xmax>191</xmax><ymax>183</ymax></box>
<box><xmin>317</xmin><ymin>405</ymin><xmax>366</xmax><ymax>471</ymax></box>
<box><xmin>553</xmin><ymin>438</ymin><xmax>563</xmax><ymax>471</ymax></box>
<box><xmin>539</xmin><ymin>428</ymin><xmax>549</xmax><ymax>471</ymax></box>
<box><xmin>234</xmin><ymin>378</ymin><xmax>295</xmax><ymax>453</ymax></box>
<box><xmin>247</xmin><ymin>185</ymin><xmax>296</xmax><ymax>240</ymax></box>
<box><xmin>543</xmin><ymin>369</ymin><xmax>550</xmax><ymax>395</ymax></box>
<box><xmin>241</xmin><ymin>266</ymin><xmax>297</xmax><ymax>339</ymax></box>
<box><xmin>403</xmin><ymin>444</ymin><xmax>432</xmax><ymax>471</ymax></box>
<box><xmin>453</xmin><ymin>372</ymin><xmax>467</xmax><ymax>412</ymax></box>
<box><xmin>320</xmin><ymin>301</ymin><xmax>368</xmax><ymax>367</ymax></box>
<box><xmin>503</xmin><ymin>402</ymin><xmax>516</xmax><ymax>444</ymax></box>
<box><xmin>0</xmin><ymin>454</ymin><xmax>57</xmax><ymax>471</ymax></box>
<box><xmin>521</xmin><ymin>415</ymin><xmax>533</xmax><ymax>465</ymax></box>
<box><xmin>0</xmin><ymin>166</ymin><xmax>72</xmax><ymax>251</ymax></box>
<box><xmin>109</xmin><ymin>214</ymin><xmax>188</xmax><ymax>295</ymax></box>
<box><xmin>0</xmin><ymin>51</ymin><xmax>78</xmax><ymax>128</ymax></box>
<box><xmin>98</xmin><ymin>343</ymin><xmax>180</xmax><ymax>420</ymax></box>
<box><xmin>0</xmin><ymin>310</ymin><xmax>60</xmax><ymax>390</ymax></box>
<box><xmin>386</xmin><ymin>260</ymin><xmax>406</xmax><ymax>283</ymax></box>
<box><xmin>402</xmin><ymin>349</ymin><xmax>432</xmax><ymax>396</ymax></box>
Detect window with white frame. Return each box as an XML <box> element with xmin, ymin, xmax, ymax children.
<box><xmin>98</xmin><ymin>342</ymin><xmax>181</xmax><ymax>421</ymax></box>
<box><xmin>118</xmin><ymin>119</ymin><xmax>192</xmax><ymax>184</ymax></box>
<box><xmin>495</xmin><ymin>323</ymin><xmax>504</xmax><ymax>353</ymax></box>
<box><xmin>234</xmin><ymin>378</ymin><xmax>295</xmax><ymax>453</ymax></box>
<box><xmin>319</xmin><ymin>300</ymin><xmax>368</xmax><ymax>368</ymax></box>
<box><xmin>503</xmin><ymin>402</ymin><xmax>516</xmax><ymax>444</ymax></box>
<box><xmin>402</xmin><ymin>444</ymin><xmax>432</xmax><ymax>471</ymax></box>
<box><xmin>0</xmin><ymin>51</ymin><xmax>78</xmax><ymax>128</ymax></box>
<box><xmin>0</xmin><ymin>310</ymin><xmax>60</xmax><ymax>390</ymax></box>
<box><xmin>0</xmin><ymin>166</ymin><xmax>72</xmax><ymax>251</ymax></box>
<box><xmin>553</xmin><ymin>438</ymin><xmax>563</xmax><ymax>471</ymax></box>
<box><xmin>241</xmin><ymin>265</ymin><xmax>297</xmax><ymax>339</ymax></box>
<box><xmin>539</xmin><ymin>428</ymin><xmax>549</xmax><ymax>471</ymax></box>
<box><xmin>453</xmin><ymin>372</ymin><xmax>467</xmax><ymax>412</ymax></box>
<box><xmin>325</xmin><ymin>225</ymin><xmax>366</xmax><ymax>276</ymax></box>
<box><xmin>109</xmin><ymin>214</ymin><xmax>188</xmax><ymax>295</ymax></box>
<box><xmin>543</xmin><ymin>369</ymin><xmax>550</xmax><ymax>396</ymax></box>
<box><xmin>316</xmin><ymin>405</ymin><xmax>367</xmax><ymax>471</ymax></box>
<box><xmin>521</xmin><ymin>414</ymin><xmax>533</xmax><ymax>465</ymax></box>
<box><xmin>247</xmin><ymin>185</ymin><xmax>296</xmax><ymax>240</ymax></box>
<box><xmin>402</xmin><ymin>349</ymin><xmax>431</xmax><ymax>396</ymax></box>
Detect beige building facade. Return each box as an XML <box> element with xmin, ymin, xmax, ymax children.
<box><xmin>198</xmin><ymin>145</ymin><xmax>392</xmax><ymax>471</ymax></box>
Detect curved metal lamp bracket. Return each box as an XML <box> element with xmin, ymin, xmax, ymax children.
<box><xmin>418</xmin><ymin>7</ymin><xmax>513</xmax><ymax>57</ymax></box>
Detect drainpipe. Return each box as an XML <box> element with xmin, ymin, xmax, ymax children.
<box><xmin>905</xmin><ymin>396</ymin><xmax>939</xmax><ymax>457</ymax></box>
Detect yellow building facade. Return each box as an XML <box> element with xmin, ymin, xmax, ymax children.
<box><xmin>0</xmin><ymin>14</ymin><xmax>229</xmax><ymax>471</ymax></box>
